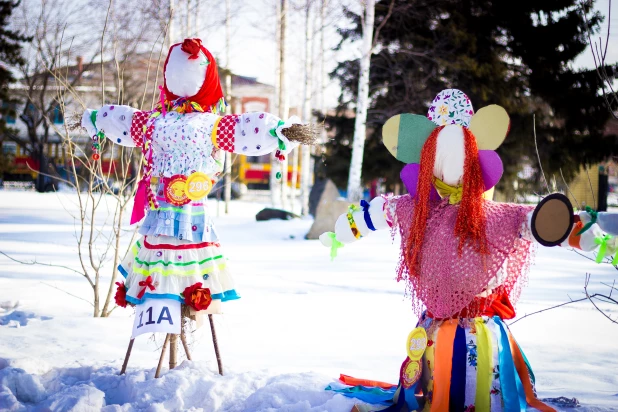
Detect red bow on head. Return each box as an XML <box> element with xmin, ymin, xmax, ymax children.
<box><xmin>163</xmin><ymin>38</ymin><xmax>224</xmax><ymax>110</ymax></box>
<box><xmin>137</xmin><ymin>275</ymin><xmax>156</xmax><ymax>299</ymax></box>
<box><xmin>181</xmin><ymin>38</ymin><xmax>203</xmax><ymax>60</ymax></box>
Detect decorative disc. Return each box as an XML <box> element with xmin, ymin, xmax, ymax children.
<box><xmin>164</xmin><ymin>174</ymin><xmax>190</xmax><ymax>206</ymax></box>
<box><xmin>400</xmin><ymin>358</ymin><xmax>422</xmax><ymax>389</ymax></box>
<box><xmin>185</xmin><ymin>172</ymin><xmax>213</xmax><ymax>200</ymax></box>
<box><xmin>406</xmin><ymin>327</ymin><xmax>428</xmax><ymax>361</ymax></box>
<box><xmin>531</xmin><ymin>193</ymin><xmax>574</xmax><ymax>247</ymax></box>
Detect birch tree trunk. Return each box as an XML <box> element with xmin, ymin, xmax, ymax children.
<box><xmin>300</xmin><ymin>0</ymin><xmax>314</xmax><ymax>216</ymax></box>
<box><xmin>167</xmin><ymin>0</ymin><xmax>175</xmax><ymax>48</ymax></box>
<box><xmin>279</xmin><ymin>0</ymin><xmax>290</xmax><ymax>210</ymax></box>
<box><xmin>185</xmin><ymin>0</ymin><xmax>192</xmax><ymax>38</ymax></box>
<box><xmin>346</xmin><ymin>0</ymin><xmax>374</xmax><ymax>202</ymax></box>
<box><xmin>271</xmin><ymin>0</ymin><xmax>289</xmax><ymax>208</ymax></box>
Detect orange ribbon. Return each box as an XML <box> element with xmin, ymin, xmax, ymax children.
<box><xmin>507</xmin><ymin>331</ymin><xmax>556</xmax><ymax>412</ymax></box>
<box><xmin>430</xmin><ymin>321</ymin><xmax>457</xmax><ymax>411</ymax></box>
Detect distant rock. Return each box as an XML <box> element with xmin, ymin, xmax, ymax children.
<box><xmin>256</xmin><ymin>208</ymin><xmax>299</xmax><ymax>221</ymax></box>
<box><xmin>306</xmin><ymin>180</ymin><xmax>348</xmax><ymax>239</ymax></box>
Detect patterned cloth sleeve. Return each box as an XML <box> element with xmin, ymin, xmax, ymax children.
<box><xmin>82</xmin><ymin>105</ymin><xmax>145</xmax><ymax>147</ymax></box>
<box><xmin>211</xmin><ymin>112</ymin><xmax>300</xmax><ymax>155</ymax></box>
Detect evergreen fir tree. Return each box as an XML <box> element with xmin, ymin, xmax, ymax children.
<box><xmin>0</xmin><ymin>0</ymin><xmax>29</xmax><ymax>176</ymax></box>
<box><xmin>326</xmin><ymin>0</ymin><xmax>618</xmax><ymax>200</ymax></box>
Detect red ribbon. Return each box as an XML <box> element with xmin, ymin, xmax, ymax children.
<box><xmin>137</xmin><ymin>276</ymin><xmax>156</xmax><ymax>299</ymax></box>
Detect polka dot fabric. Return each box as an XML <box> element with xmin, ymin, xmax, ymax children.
<box><xmin>216</xmin><ymin>114</ymin><xmax>239</xmax><ymax>152</ymax></box>
<box><xmin>130</xmin><ymin>111</ymin><xmax>150</xmax><ymax>147</ymax></box>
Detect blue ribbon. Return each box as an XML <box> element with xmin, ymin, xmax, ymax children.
<box><xmin>494</xmin><ymin>317</ymin><xmax>523</xmax><ymax>412</ymax></box>
<box><xmin>449</xmin><ymin>325</ymin><xmax>466</xmax><ymax>411</ymax></box>
<box><xmin>360</xmin><ymin>200</ymin><xmax>376</xmax><ymax>231</ymax></box>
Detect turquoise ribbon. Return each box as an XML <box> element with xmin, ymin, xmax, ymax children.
<box><xmin>326</xmin><ymin>232</ymin><xmax>344</xmax><ymax>260</ymax></box>
<box><xmin>577</xmin><ymin>206</ymin><xmax>598</xmax><ymax>236</ymax></box>
<box><xmin>594</xmin><ymin>234</ymin><xmax>613</xmax><ymax>264</ymax></box>
<box><xmin>494</xmin><ymin>317</ymin><xmax>523</xmax><ymax>412</ymax></box>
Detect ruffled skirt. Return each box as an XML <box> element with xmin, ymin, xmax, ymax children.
<box><xmin>140</xmin><ymin>197</ymin><xmax>219</xmax><ymax>243</ymax></box>
<box><xmin>118</xmin><ymin>235</ymin><xmax>239</xmax><ymax>313</ymax></box>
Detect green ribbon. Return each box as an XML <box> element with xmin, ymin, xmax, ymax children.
<box><xmin>576</xmin><ymin>206</ymin><xmax>598</xmax><ymax>236</ymax></box>
<box><xmin>326</xmin><ymin>232</ymin><xmax>344</xmax><ymax>261</ymax></box>
<box><xmin>90</xmin><ymin>110</ymin><xmax>98</xmax><ymax>129</ymax></box>
<box><xmin>269</xmin><ymin>120</ymin><xmax>287</xmax><ymax>151</ymax></box>
<box><xmin>348</xmin><ymin>204</ymin><xmax>361</xmax><ymax>214</ymax></box>
<box><xmin>594</xmin><ymin>234</ymin><xmax>613</xmax><ymax>263</ymax></box>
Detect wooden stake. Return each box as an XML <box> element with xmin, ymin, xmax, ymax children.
<box><xmin>155</xmin><ymin>334</ymin><xmax>170</xmax><ymax>379</ymax></box>
<box><xmin>169</xmin><ymin>334</ymin><xmax>178</xmax><ymax>369</ymax></box>
<box><xmin>180</xmin><ymin>328</ymin><xmax>192</xmax><ymax>361</ymax></box>
<box><xmin>208</xmin><ymin>314</ymin><xmax>223</xmax><ymax>375</ymax></box>
<box><xmin>119</xmin><ymin>338</ymin><xmax>134</xmax><ymax>375</ymax></box>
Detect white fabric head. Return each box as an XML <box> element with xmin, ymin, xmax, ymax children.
<box><xmin>433</xmin><ymin>125</ymin><xmax>465</xmax><ymax>186</ymax></box>
<box><xmin>165</xmin><ymin>45</ymin><xmax>208</xmax><ymax>98</ymax></box>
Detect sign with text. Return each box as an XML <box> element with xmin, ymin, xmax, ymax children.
<box><xmin>131</xmin><ymin>298</ymin><xmax>181</xmax><ymax>339</ymax></box>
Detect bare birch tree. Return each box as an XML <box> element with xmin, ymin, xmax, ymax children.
<box><xmin>346</xmin><ymin>0</ymin><xmax>375</xmax><ymax>202</ymax></box>
<box><xmin>299</xmin><ymin>0</ymin><xmax>314</xmax><ymax>215</ymax></box>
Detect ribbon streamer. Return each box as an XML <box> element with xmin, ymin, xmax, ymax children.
<box><xmin>326</xmin><ymin>232</ymin><xmax>344</xmax><ymax>260</ymax></box>
<box><xmin>269</xmin><ymin>120</ymin><xmax>287</xmax><ymax>151</ymax></box>
<box><xmin>594</xmin><ymin>234</ymin><xmax>613</xmax><ymax>264</ymax></box>
<box><xmin>360</xmin><ymin>200</ymin><xmax>376</xmax><ymax>231</ymax></box>
<box><xmin>137</xmin><ymin>275</ymin><xmax>156</xmax><ymax>299</ymax></box>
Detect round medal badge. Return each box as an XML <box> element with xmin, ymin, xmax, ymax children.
<box><xmin>185</xmin><ymin>172</ymin><xmax>213</xmax><ymax>200</ymax></box>
<box><xmin>400</xmin><ymin>358</ymin><xmax>422</xmax><ymax>389</ymax></box>
<box><xmin>165</xmin><ymin>174</ymin><xmax>190</xmax><ymax>206</ymax></box>
<box><xmin>406</xmin><ymin>327</ymin><xmax>428</xmax><ymax>361</ymax></box>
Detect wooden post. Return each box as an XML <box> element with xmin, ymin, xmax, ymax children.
<box><xmin>119</xmin><ymin>338</ymin><xmax>134</xmax><ymax>375</ymax></box>
<box><xmin>208</xmin><ymin>314</ymin><xmax>223</xmax><ymax>375</ymax></box>
<box><xmin>180</xmin><ymin>330</ymin><xmax>192</xmax><ymax>361</ymax></box>
<box><xmin>169</xmin><ymin>334</ymin><xmax>178</xmax><ymax>370</ymax></box>
<box><xmin>155</xmin><ymin>334</ymin><xmax>170</xmax><ymax>378</ymax></box>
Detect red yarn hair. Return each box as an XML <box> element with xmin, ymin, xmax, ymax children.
<box><xmin>402</xmin><ymin>126</ymin><xmax>488</xmax><ymax>279</ymax></box>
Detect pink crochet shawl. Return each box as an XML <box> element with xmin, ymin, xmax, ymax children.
<box><xmin>393</xmin><ymin>195</ymin><xmax>535</xmax><ymax>318</ymax></box>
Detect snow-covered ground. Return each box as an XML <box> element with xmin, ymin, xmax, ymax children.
<box><xmin>0</xmin><ymin>191</ymin><xmax>617</xmax><ymax>411</ymax></box>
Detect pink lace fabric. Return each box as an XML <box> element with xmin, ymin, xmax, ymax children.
<box><xmin>392</xmin><ymin>195</ymin><xmax>535</xmax><ymax>318</ymax></box>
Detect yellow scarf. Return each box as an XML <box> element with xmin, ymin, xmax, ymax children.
<box><xmin>433</xmin><ymin>177</ymin><xmax>463</xmax><ymax>204</ymax></box>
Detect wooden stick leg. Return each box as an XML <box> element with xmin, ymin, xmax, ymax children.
<box><xmin>155</xmin><ymin>334</ymin><xmax>170</xmax><ymax>379</ymax></box>
<box><xmin>169</xmin><ymin>334</ymin><xmax>178</xmax><ymax>370</ymax></box>
<box><xmin>180</xmin><ymin>330</ymin><xmax>192</xmax><ymax>361</ymax></box>
<box><xmin>208</xmin><ymin>314</ymin><xmax>223</xmax><ymax>375</ymax></box>
<box><xmin>119</xmin><ymin>338</ymin><xmax>135</xmax><ymax>375</ymax></box>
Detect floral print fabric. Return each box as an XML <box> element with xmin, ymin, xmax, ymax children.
<box><xmin>427</xmin><ymin>89</ymin><xmax>474</xmax><ymax>127</ymax></box>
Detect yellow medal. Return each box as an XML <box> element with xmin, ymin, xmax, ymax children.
<box><xmin>185</xmin><ymin>172</ymin><xmax>213</xmax><ymax>200</ymax></box>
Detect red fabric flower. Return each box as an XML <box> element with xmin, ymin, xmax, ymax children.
<box><xmin>115</xmin><ymin>282</ymin><xmax>127</xmax><ymax>308</ymax></box>
<box><xmin>183</xmin><ymin>282</ymin><xmax>212</xmax><ymax>311</ymax></box>
<box><xmin>181</xmin><ymin>38</ymin><xmax>202</xmax><ymax>60</ymax></box>
<box><xmin>163</xmin><ymin>39</ymin><xmax>224</xmax><ymax>110</ymax></box>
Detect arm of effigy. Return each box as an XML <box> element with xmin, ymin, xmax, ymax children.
<box><xmin>82</xmin><ymin>105</ymin><xmax>143</xmax><ymax>147</ymax></box>
<box><xmin>211</xmin><ymin>112</ymin><xmax>302</xmax><ymax>156</ymax></box>
<box><xmin>318</xmin><ymin>196</ymin><xmax>394</xmax><ymax>257</ymax></box>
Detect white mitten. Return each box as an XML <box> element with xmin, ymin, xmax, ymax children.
<box><xmin>81</xmin><ymin>109</ymin><xmax>97</xmax><ymax>137</ymax></box>
<box><xmin>84</xmin><ymin>105</ymin><xmax>139</xmax><ymax>147</ymax></box>
<box><xmin>368</xmin><ymin>197</ymin><xmax>389</xmax><ymax>230</ymax></box>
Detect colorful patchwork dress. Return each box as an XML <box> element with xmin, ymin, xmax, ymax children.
<box><xmin>89</xmin><ymin>105</ymin><xmax>298</xmax><ymax>313</ymax></box>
